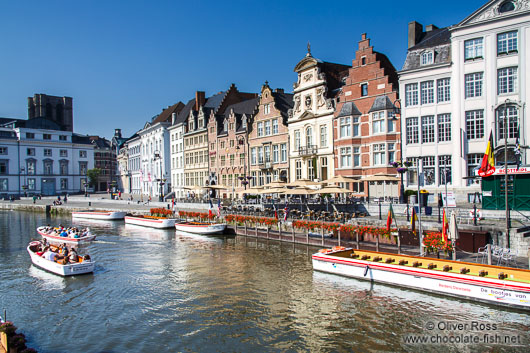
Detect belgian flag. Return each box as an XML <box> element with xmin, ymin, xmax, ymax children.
<box><xmin>478</xmin><ymin>131</ymin><xmax>495</xmax><ymax>177</ymax></box>
<box><xmin>386</xmin><ymin>203</ymin><xmax>394</xmax><ymax>232</ymax></box>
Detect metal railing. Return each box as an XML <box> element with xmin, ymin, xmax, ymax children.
<box><xmin>298</xmin><ymin>145</ymin><xmax>318</xmax><ymax>156</ymax></box>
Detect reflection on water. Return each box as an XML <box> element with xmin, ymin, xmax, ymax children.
<box><xmin>0</xmin><ymin>211</ymin><xmax>529</xmax><ymax>352</ymax></box>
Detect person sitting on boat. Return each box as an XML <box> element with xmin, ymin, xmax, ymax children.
<box><xmin>68</xmin><ymin>248</ymin><xmax>78</xmax><ymax>263</ymax></box>
<box><xmin>43</xmin><ymin>248</ymin><xmax>58</xmax><ymax>262</ymax></box>
<box><xmin>60</xmin><ymin>244</ymin><xmax>69</xmax><ymax>258</ymax></box>
<box><xmin>60</xmin><ymin>229</ymin><xmax>68</xmax><ymax>237</ymax></box>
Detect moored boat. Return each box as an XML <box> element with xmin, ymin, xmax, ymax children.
<box><xmin>27</xmin><ymin>241</ymin><xmax>95</xmax><ymax>276</ymax></box>
<box><xmin>175</xmin><ymin>222</ymin><xmax>226</xmax><ymax>235</ymax></box>
<box><xmin>312</xmin><ymin>247</ymin><xmax>530</xmax><ymax>310</ymax></box>
<box><xmin>37</xmin><ymin>226</ymin><xmax>96</xmax><ymax>244</ymax></box>
<box><xmin>72</xmin><ymin>210</ymin><xmax>126</xmax><ymax>220</ymax></box>
<box><xmin>124</xmin><ymin>215</ymin><xmax>177</xmax><ymax>229</ymax></box>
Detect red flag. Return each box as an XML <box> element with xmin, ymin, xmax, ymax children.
<box><xmin>478</xmin><ymin>131</ymin><xmax>495</xmax><ymax>177</ymax></box>
<box><xmin>441</xmin><ymin>209</ymin><xmax>448</xmax><ymax>243</ymax></box>
<box><xmin>386</xmin><ymin>203</ymin><xmax>394</xmax><ymax>232</ymax></box>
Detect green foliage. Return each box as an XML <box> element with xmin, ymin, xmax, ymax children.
<box><xmin>86</xmin><ymin>168</ymin><xmax>102</xmax><ymax>187</ymax></box>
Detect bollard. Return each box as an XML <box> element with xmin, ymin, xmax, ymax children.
<box><xmin>338</xmin><ymin>230</ymin><xmax>341</xmax><ymax>247</ymax></box>
<box><xmin>88</xmin><ymin>202</ymin><xmax>91</xmax><ymax>207</ymax></box>
<box><xmin>473</xmin><ymin>204</ymin><xmax>478</xmax><ymax>226</ymax></box>
<box><xmin>487</xmin><ymin>244</ymin><xmax>492</xmax><ymax>265</ymax></box>
<box><xmin>356</xmin><ymin>231</ymin><xmax>360</xmax><ymax>249</ymax></box>
<box><xmin>376</xmin><ymin>235</ymin><xmax>380</xmax><ymax>252</ymax></box>
<box><xmin>278</xmin><ymin>222</ymin><xmax>282</xmax><ymax>239</ymax></box>
<box><xmin>378</xmin><ymin>201</ymin><xmax>382</xmax><ymax>220</ymax></box>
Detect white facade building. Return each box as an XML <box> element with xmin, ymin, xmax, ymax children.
<box><xmin>0</xmin><ymin>125</ymin><xmax>94</xmax><ymax>196</ymax></box>
<box><xmin>399</xmin><ymin>0</ymin><xmax>529</xmax><ymax>202</ymax></box>
<box><xmin>127</xmin><ymin>135</ymin><xmax>142</xmax><ymax>196</ymax></box>
<box><xmin>288</xmin><ymin>49</ymin><xmax>349</xmax><ymax>182</ymax></box>
<box><xmin>168</xmin><ymin>112</ymin><xmax>186</xmax><ymax>199</ymax></box>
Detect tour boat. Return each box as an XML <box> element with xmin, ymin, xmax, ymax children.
<box><xmin>37</xmin><ymin>226</ymin><xmax>96</xmax><ymax>244</ymax></box>
<box><xmin>27</xmin><ymin>241</ymin><xmax>95</xmax><ymax>276</ymax></box>
<box><xmin>124</xmin><ymin>215</ymin><xmax>177</xmax><ymax>229</ymax></box>
<box><xmin>312</xmin><ymin>247</ymin><xmax>530</xmax><ymax>310</ymax></box>
<box><xmin>175</xmin><ymin>222</ymin><xmax>226</xmax><ymax>235</ymax></box>
<box><xmin>71</xmin><ymin>210</ymin><xmax>126</xmax><ymax>220</ymax></box>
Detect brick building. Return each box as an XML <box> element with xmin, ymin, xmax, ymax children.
<box><xmin>248</xmin><ymin>82</ymin><xmax>293</xmax><ymax>187</ymax></box>
<box><xmin>89</xmin><ymin>135</ymin><xmax>117</xmax><ymax>192</ymax></box>
<box><xmin>334</xmin><ymin>33</ymin><xmax>400</xmax><ymax>200</ymax></box>
<box><xmin>208</xmin><ymin>97</ymin><xmax>258</xmax><ymax>198</ymax></box>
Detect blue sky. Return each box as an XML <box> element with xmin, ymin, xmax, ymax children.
<box><xmin>1</xmin><ymin>0</ymin><xmax>486</xmax><ymax>139</ymax></box>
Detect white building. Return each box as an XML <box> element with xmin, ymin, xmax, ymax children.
<box><xmin>288</xmin><ymin>48</ymin><xmax>349</xmax><ymax>182</ymax></box>
<box><xmin>170</xmin><ymin>101</ymin><xmax>192</xmax><ymax>200</ymax></box>
<box><xmin>399</xmin><ymin>0</ymin><xmax>529</xmax><ymax>203</ymax></box>
<box><xmin>127</xmin><ymin>134</ymin><xmax>142</xmax><ymax>196</ymax></box>
<box><xmin>0</xmin><ymin>120</ymin><xmax>94</xmax><ymax>196</ymax></box>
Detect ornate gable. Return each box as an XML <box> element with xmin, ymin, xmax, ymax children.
<box><xmin>458</xmin><ymin>0</ymin><xmax>530</xmax><ymax>27</ymax></box>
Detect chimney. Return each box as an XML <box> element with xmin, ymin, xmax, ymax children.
<box><xmin>171</xmin><ymin>112</ymin><xmax>177</xmax><ymax>125</ymax></box>
<box><xmin>195</xmin><ymin>91</ymin><xmax>205</xmax><ymax>111</ymax></box>
<box><xmin>275</xmin><ymin>88</ymin><xmax>284</xmax><ymax>93</ymax></box>
<box><xmin>408</xmin><ymin>21</ymin><xmax>423</xmax><ymax>49</ymax></box>
<box><xmin>425</xmin><ymin>24</ymin><xmax>438</xmax><ymax>32</ymax></box>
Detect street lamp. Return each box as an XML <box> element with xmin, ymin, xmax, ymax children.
<box><xmin>236</xmin><ymin>137</ymin><xmax>248</xmax><ymax>190</ymax></box>
<box><xmin>154</xmin><ymin>151</ymin><xmax>164</xmax><ymax>202</ymax></box>
<box><xmin>20</xmin><ymin>167</ymin><xmax>27</xmax><ymax>197</ymax></box>
<box><xmin>392</xmin><ymin>99</ymin><xmax>405</xmax><ymax>204</ymax></box>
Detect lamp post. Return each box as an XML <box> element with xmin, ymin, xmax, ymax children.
<box><xmin>503</xmin><ymin>99</ymin><xmax>510</xmax><ymax>248</ymax></box>
<box><xmin>392</xmin><ymin>99</ymin><xmax>405</xmax><ymax>204</ymax></box>
<box><xmin>20</xmin><ymin>167</ymin><xmax>27</xmax><ymax>197</ymax></box>
<box><xmin>154</xmin><ymin>151</ymin><xmax>163</xmax><ymax>202</ymax></box>
<box><xmin>236</xmin><ymin>136</ymin><xmax>248</xmax><ymax>190</ymax></box>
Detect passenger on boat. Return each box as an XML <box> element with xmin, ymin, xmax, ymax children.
<box><xmin>60</xmin><ymin>229</ymin><xmax>68</xmax><ymax>237</ymax></box>
<box><xmin>42</xmin><ymin>248</ymin><xmax>58</xmax><ymax>262</ymax></box>
<box><xmin>60</xmin><ymin>244</ymin><xmax>69</xmax><ymax>257</ymax></box>
<box><xmin>69</xmin><ymin>248</ymin><xmax>78</xmax><ymax>263</ymax></box>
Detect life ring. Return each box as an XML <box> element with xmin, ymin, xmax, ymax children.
<box><xmin>332</xmin><ymin>246</ymin><xmax>346</xmax><ymax>251</ymax></box>
<box><xmin>469</xmin><ymin>209</ymin><xmax>483</xmax><ymax>219</ymax></box>
<box><xmin>29</xmin><ymin>241</ymin><xmax>41</xmax><ymax>247</ymax></box>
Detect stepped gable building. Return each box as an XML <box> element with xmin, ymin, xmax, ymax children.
<box><xmin>28</xmin><ymin>94</ymin><xmax>73</xmax><ymax>132</ymax></box>
<box><xmin>136</xmin><ymin>102</ymin><xmax>184</xmax><ymax>199</ymax></box>
<box><xmin>288</xmin><ymin>45</ymin><xmax>350</xmax><ymax>183</ymax></box>
<box><xmin>334</xmin><ymin>33</ymin><xmax>400</xmax><ymax>201</ymax></box>
<box><xmin>248</xmin><ymin>82</ymin><xmax>293</xmax><ymax>188</ymax></box>
<box><xmin>399</xmin><ymin>0</ymin><xmax>529</xmax><ymax>210</ymax></box>
<box><xmin>208</xmin><ymin>96</ymin><xmax>259</xmax><ymax>198</ymax></box>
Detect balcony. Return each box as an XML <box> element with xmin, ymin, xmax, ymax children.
<box><xmin>298</xmin><ymin>145</ymin><xmax>318</xmax><ymax>157</ymax></box>
<box><xmin>259</xmin><ymin>159</ymin><xmax>272</xmax><ymax>170</ymax></box>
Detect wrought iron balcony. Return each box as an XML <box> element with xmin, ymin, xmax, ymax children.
<box><xmin>298</xmin><ymin>145</ymin><xmax>318</xmax><ymax>157</ymax></box>
<box><xmin>259</xmin><ymin>159</ymin><xmax>272</xmax><ymax>170</ymax></box>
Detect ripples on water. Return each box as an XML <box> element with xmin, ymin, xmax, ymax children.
<box><xmin>0</xmin><ymin>210</ymin><xmax>529</xmax><ymax>352</ymax></box>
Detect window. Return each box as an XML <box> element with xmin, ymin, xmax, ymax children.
<box><xmin>265</xmin><ymin>121</ymin><xmax>271</xmax><ymax>136</ymax></box>
<box><xmin>79</xmin><ymin>150</ymin><xmax>87</xmax><ymax>158</ymax></box>
<box><xmin>498</xmin><ymin>67</ymin><xmax>517</xmax><ymax>94</ymax></box>
<box><xmin>372</xmin><ymin>144</ymin><xmax>386</xmax><ymax>166</ymax></box>
<box><xmin>406</xmin><ymin>158</ymin><xmax>418</xmax><ymax>185</ymax></box>
<box><xmin>60</xmin><ymin>161</ymin><xmax>68</xmax><ymax>175</ymax></box>
<box><xmin>340</xmin><ymin>147</ymin><xmax>352</xmax><ymax>168</ymax></box>
<box><xmin>230</xmin><ymin>154</ymin><xmax>235</xmax><ymax>166</ymax></box>
<box><xmin>251</xmin><ymin>148</ymin><xmax>257</xmax><ymax>165</ymax></box>
<box><xmin>496</xmin><ymin>105</ymin><xmax>518</xmax><ymax>140</ymax></box>
<box><xmin>220</xmin><ymin>141</ymin><xmax>225</xmax><ymax>149</ymax></box>
<box><xmin>306</xmin><ymin>127</ymin><xmax>313</xmax><ymax>147</ymax></box>
<box><xmin>60</xmin><ymin>149</ymin><xmax>68</xmax><ymax>157</ymax></box>
<box><xmin>465</xmin><ymin>72</ymin><xmax>483</xmax><ymax>98</ymax></box>
<box><xmin>387</xmin><ymin>112</ymin><xmax>395</xmax><ymax>133</ymax></box>
<box><xmin>464</xmin><ymin>38</ymin><xmax>483</xmax><ymax>60</ymax></box>
<box><xmin>199</xmin><ymin>118</ymin><xmax>204</xmax><ymax>129</ymax></box>
<box><xmin>59</xmin><ymin>135</ymin><xmax>67</xmax><ymax>141</ymax></box>
<box><xmin>223</xmin><ymin>120</ymin><xmax>228</xmax><ymax>131</ymax></box>
<box><xmin>294</xmin><ymin>130</ymin><xmax>300</xmax><ymax>150</ymax></box>
<box><xmin>467</xmin><ymin>154</ymin><xmax>482</xmax><ymax>185</ymax></box>
<box><xmin>0</xmin><ymin>160</ymin><xmax>7</xmax><ymax>175</ymax></box>
<box><xmin>421</xmin><ymin>51</ymin><xmax>433</xmax><ymax>65</ymax></box>
<box><xmin>257</xmin><ymin>122</ymin><xmax>263</xmax><ymax>137</ymax></box>
<box><xmin>372</xmin><ymin>112</ymin><xmax>385</xmax><ymax>134</ymax></box>
<box><xmin>406</xmin><ymin>117</ymin><xmax>419</xmax><ymax>144</ymax></box>
<box><xmin>280</xmin><ymin>143</ymin><xmax>287</xmax><ymax>162</ymax></box>
<box><xmin>361</xmin><ymin>83</ymin><xmax>368</xmax><ymax>97</ymax></box>
<box><xmin>352</xmin><ymin>117</ymin><xmax>360</xmax><ymax>136</ymax></box>
<box><xmin>437</xmin><ymin>114</ymin><xmax>451</xmax><ymax>142</ymax></box>
<box><xmin>420</xmin><ymin>81</ymin><xmax>434</xmax><ymax>105</ymax></box>
<box><xmin>264</xmin><ymin>104</ymin><xmax>270</xmax><ymax>115</ymax></box>
<box><xmin>340</xmin><ymin>117</ymin><xmax>351</xmax><ymax>138</ymax></box>
<box><xmin>220</xmin><ymin>156</ymin><xmax>226</xmax><ymax>166</ymax></box>
<box><xmin>43</xmin><ymin>160</ymin><xmax>53</xmax><ymax>175</ymax></box>
<box><xmin>26</xmin><ymin>132</ymin><xmax>35</xmax><ymax>139</ymax></box>
<box><xmin>258</xmin><ymin>147</ymin><xmax>264</xmax><ymax>164</ymax></box>
<box><xmin>264</xmin><ymin>145</ymin><xmax>271</xmax><ymax>163</ymax></box>
<box><xmin>27</xmin><ymin>160</ymin><xmax>35</xmax><ymax>175</ymax></box>
<box><xmin>79</xmin><ymin>162</ymin><xmax>87</xmax><ymax>175</ymax></box>
<box><xmin>272</xmin><ymin>119</ymin><xmax>278</xmax><ymax>135</ymax></box>
<box><xmin>242</xmin><ymin>118</ymin><xmax>247</xmax><ymax>129</ymax></box>
<box><xmin>388</xmin><ymin>143</ymin><xmax>395</xmax><ymax>164</ymax></box>
<box><xmin>0</xmin><ymin>147</ymin><xmax>7</xmax><ymax>155</ymax></box>
<box><xmin>239</xmin><ymin>153</ymin><xmax>245</xmax><ymax>165</ymax></box>
<box><xmin>27</xmin><ymin>178</ymin><xmax>35</xmax><ymax>190</ymax></box>
<box><xmin>499</xmin><ymin>1</ymin><xmax>515</xmax><ymax>13</ymax></box>
<box><xmin>0</xmin><ymin>179</ymin><xmax>7</xmax><ymax>191</ymax></box>
<box><xmin>320</xmin><ymin>125</ymin><xmax>327</xmax><ymax>147</ymax></box>
<box><xmin>229</xmin><ymin>140</ymin><xmax>234</xmax><ymax>148</ymax></box>
<box><xmin>466</xmin><ymin>110</ymin><xmax>484</xmax><ymax>140</ymax></box>
<box><xmin>439</xmin><ymin>156</ymin><xmax>452</xmax><ymax>185</ymax></box>
<box><xmin>44</xmin><ymin>149</ymin><xmax>52</xmax><ymax>157</ymax></box>
<box><xmin>361</xmin><ymin>56</ymin><xmax>366</xmax><ymax>65</ymax></box>
<box><xmin>295</xmin><ymin>160</ymin><xmax>302</xmax><ymax>180</ymax></box>
<box><xmin>421</xmin><ymin>116</ymin><xmax>435</xmax><ymax>143</ymax></box>
<box><xmin>497</xmin><ymin>31</ymin><xmax>517</xmax><ymax>54</ymax></box>
<box><xmin>43</xmin><ymin>134</ymin><xmax>51</xmax><ymax>140</ymax></box>
<box><xmin>353</xmin><ymin>147</ymin><xmax>361</xmax><ymax>167</ymax></box>
<box><xmin>307</xmin><ymin>159</ymin><xmax>315</xmax><ymax>180</ymax></box>
<box><xmin>422</xmin><ymin>156</ymin><xmax>436</xmax><ymax>185</ymax></box>
<box><xmin>437</xmin><ymin>78</ymin><xmax>450</xmax><ymax>102</ymax></box>
<box><xmin>405</xmin><ymin>83</ymin><xmax>418</xmax><ymax>106</ymax></box>
<box><xmin>272</xmin><ymin>145</ymin><xmax>279</xmax><ymax>163</ymax></box>
<box><xmin>189</xmin><ymin>119</ymin><xmax>194</xmax><ymax>131</ymax></box>
<box><xmin>61</xmin><ymin>178</ymin><xmax>68</xmax><ymax>190</ymax></box>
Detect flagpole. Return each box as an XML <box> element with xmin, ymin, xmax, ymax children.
<box><xmin>504</xmin><ymin>99</ymin><xmax>510</xmax><ymax>249</ymax></box>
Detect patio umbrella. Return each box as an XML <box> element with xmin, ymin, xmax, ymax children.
<box><xmin>258</xmin><ymin>187</ymin><xmax>286</xmax><ymax>194</ymax></box>
<box><xmin>237</xmin><ymin>187</ymin><xmax>262</xmax><ymax>196</ymax></box>
<box><xmin>286</xmin><ymin>179</ymin><xmax>321</xmax><ymax>187</ymax></box>
<box><xmin>204</xmin><ymin>185</ymin><xmax>228</xmax><ymax>189</ymax></box>
<box><xmin>310</xmin><ymin>186</ymin><xmax>352</xmax><ymax>194</ymax></box>
<box><xmin>184</xmin><ymin>185</ymin><xmax>204</xmax><ymax>191</ymax></box>
<box><xmin>325</xmin><ymin>175</ymin><xmax>360</xmax><ymax>184</ymax></box>
<box><xmin>361</xmin><ymin>173</ymin><xmax>400</xmax><ymax>181</ymax></box>
<box><xmin>263</xmin><ymin>181</ymin><xmax>287</xmax><ymax>188</ymax></box>
<box><xmin>283</xmin><ymin>187</ymin><xmax>312</xmax><ymax>195</ymax></box>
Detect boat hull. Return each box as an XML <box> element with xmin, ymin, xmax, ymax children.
<box><xmin>37</xmin><ymin>227</ymin><xmax>96</xmax><ymax>244</ymax></box>
<box><xmin>27</xmin><ymin>246</ymin><xmax>94</xmax><ymax>276</ymax></box>
<box><xmin>124</xmin><ymin>216</ymin><xmax>177</xmax><ymax>229</ymax></box>
<box><xmin>312</xmin><ymin>250</ymin><xmax>530</xmax><ymax>310</ymax></box>
<box><xmin>72</xmin><ymin>211</ymin><xmax>126</xmax><ymax>220</ymax></box>
<box><xmin>175</xmin><ymin>223</ymin><xmax>226</xmax><ymax>235</ymax></box>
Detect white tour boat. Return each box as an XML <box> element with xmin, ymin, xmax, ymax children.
<box><xmin>27</xmin><ymin>241</ymin><xmax>95</xmax><ymax>276</ymax></box>
<box><xmin>312</xmin><ymin>247</ymin><xmax>530</xmax><ymax>310</ymax></box>
<box><xmin>175</xmin><ymin>222</ymin><xmax>226</xmax><ymax>235</ymax></box>
<box><xmin>71</xmin><ymin>210</ymin><xmax>126</xmax><ymax>220</ymax></box>
<box><xmin>124</xmin><ymin>215</ymin><xmax>177</xmax><ymax>229</ymax></box>
<box><xmin>37</xmin><ymin>226</ymin><xmax>96</xmax><ymax>244</ymax></box>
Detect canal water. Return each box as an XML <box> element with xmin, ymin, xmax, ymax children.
<box><xmin>1</xmin><ymin>210</ymin><xmax>529</xmax><ymax>352</ymax></box>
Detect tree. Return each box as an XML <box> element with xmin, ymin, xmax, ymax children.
<box><xmin>87</xmin><ymin>168</ymin><xmax>102</xmax><ymax>190</ymax></box>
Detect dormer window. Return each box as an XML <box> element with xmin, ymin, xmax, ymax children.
<box><xmin>198</xmin><ymin>117</ymin><xmax>204</xmax><ymax>128</ymax></box>
<box><xmin>224</xmin><ymin>120</ymin><xmax>228</xmax><ymax>131</ymax></box>
<box><xmin>242</xmin><ymin>118</ymin><xmax>247</xmax><ymax>129</ymax></box>
<box><xmin>264</xmin><ymin>104</ymin><xmax>270</xmax><ymax>115</ymax></box>
<box><xmin>420</xmin><ymin>51</ymin><xmax>434</xmax><ymax>65</ymax></box>
<box><xmin>499</xmin><ymin>1</ymin><xmax>515</xmax><ymax>13</ymax></box>
<box><xmin>189</xmin><ymin>119</ymin><xmax>194</xmax><ymax>131</ymax></box>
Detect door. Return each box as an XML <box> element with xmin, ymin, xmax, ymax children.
<box><xmin>41</xmin><ymin>178</ymin><xmax>56</xmax><ymax>196</ymax></box>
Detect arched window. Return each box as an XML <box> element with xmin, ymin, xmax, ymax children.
<box><xmin>496</xmin><ymin>105</ymin><xmax>518</xmax><ymax>140</ymax></box>
<box><xmin>306</xmin><ymin>127</ymin><xmax>313</xmax><ymax>147</ymax></box>
<box><xmin>499</xmin><ymin>1</ymin><xmax>515</xmax><ymax>13</ymax></box>
<box><xmin>224</xmin><ymin>119</ymin><xmax>228</xmax><ymax>131</ymax></box>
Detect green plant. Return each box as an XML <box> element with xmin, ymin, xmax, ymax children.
<box><xmin>86</xmin><ymin>168</ymin><xmax>102</xmax><ymax>188</ymax></box>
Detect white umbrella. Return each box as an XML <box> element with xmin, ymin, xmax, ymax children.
<box><xmin>310</xmin><ymin>186</ymin><xmax>352</xmax><ymax>194</ymax></box>
<box><xmin>258</xmin><ymin>187</ymin><xmax>286</xmax><ymax>195</ymax></box>
<box><xmin>286</xmin><ymin>179</ymin><xmax>322</xmax><ymax>187</ymax></box>
<box><xmin>449</xmin><ymin>211</ymin><xmax>459</xmax><ymax>240</ymax></box>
